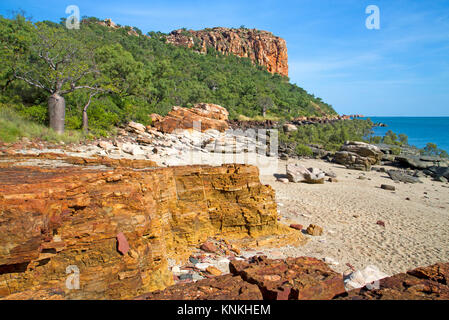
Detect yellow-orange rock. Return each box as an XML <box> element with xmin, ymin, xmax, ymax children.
<box><xmin>166</xmin><ymin>27</ymin><xmax>288</xmax><ymax>77</ymax></box>
<box><xmin>0</xmin><ymin>154</ymin><xmax>298</xmax><ymax>299</ymax></box>
<box><xmin>152</xmin><ymin>103</ymin><xmax>229</xmax><ymax>133</ymax></box>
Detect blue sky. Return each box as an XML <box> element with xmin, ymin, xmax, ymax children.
<box><xmin>1</xmin><ymin>0</ymin><xmax>449</xmax><ymax>116</ymax></box>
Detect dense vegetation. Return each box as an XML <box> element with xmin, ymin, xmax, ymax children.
<box><xmin>0</xmin><ymin>15</ymin><xmax>336</xmax><ymax>137</ymax></box>
<box><xmin>280</xmin><ymin>119</ymin><xmax>375</xmax><ymax>155</ymax></box>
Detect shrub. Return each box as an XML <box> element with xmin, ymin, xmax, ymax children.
<box><xmin>390</xmin><ymin>146</ymin><xmax>401</xmax><ymax>155</ymax></box>
<box><xmin>295</xmin><ymin>144</ymin><xmax>313</xmax><ymax>157</ymax></box>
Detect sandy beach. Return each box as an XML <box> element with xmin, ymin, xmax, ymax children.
<box><xmin>251</xmin><ymin>158</ymin><xmax>449</xmax><ymax>277</ymax></box>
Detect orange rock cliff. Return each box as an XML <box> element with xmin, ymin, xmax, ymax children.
<box><xmin>166</xmin><ymin>27</ymin><xmax>289</xmax><ymax>77</ymax></box>
<box><xmin>0</xmin><ymin>153</ymin><xmax>300</xmax><ymax>299</ymax></box>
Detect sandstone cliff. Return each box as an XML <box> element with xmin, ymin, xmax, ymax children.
<box><xmin>0</xmin><ymin>153</ymin><xmax>300</xmax><ymax>299</ymax></box>
<box><xmin>166</xmin><ymin>27</ymin><xmax>289</xmax><ymax>77</ymax></box>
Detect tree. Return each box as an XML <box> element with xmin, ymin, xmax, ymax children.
<box><xmin>2</xmin><ymin>15</ymin><xmax>100</xmax><ymax>133</ymax></box>
<box><xmin>257</xmin><ymin>96</ymin><xmax>274</xmax><ymax>117</ymax></box>
<box><xmin>398</xmin><ymin>133</ymin><xmax>408</xmax><ymax>146</ymax></box>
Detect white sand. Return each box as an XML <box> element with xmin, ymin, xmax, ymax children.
<box><xmin>256</xmin><ymin>158</ymin><xmax>449</xmax><ymax>276</ymax></box>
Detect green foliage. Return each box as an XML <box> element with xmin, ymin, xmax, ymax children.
<box><xmin>369</xmin><ymin>131</ymin><xmax>409</xmax><ymax>146</ymax></box>
<box><xmin>420</xmin><ymin>142</ymin><xmax>448</xmax><ymax>158</ymax></box>
<box><xmin>398</xmin><ymin>133</ymin><xmax>408</xmax><ymax>145</ymax></box>
<box><xmin>368</xmin><ymin>135</ymin><xmax>382</xmax><ymax>144</ymax></box>
<box><xmin>280</xmin><ymin>119</ymin><xmax>374</xmax><ymax>151</ymax></box>
<box><xmin>0</xmin><ymin>14</ymin><xmax>338</xmax><ymax>137</ymax></box>
<box><xmin>382</xmin><ymin>130</ymin><xmax>399</xmax><ymax>145</ymax></box>
<box><xmin>0</xmin><ymin>104</ymin><xmax>84</xmax><ymax>143</ymax></box>
<box><xmin>295</xmin><ymin>144</ymin><xmax>313</xmax><ymax>157</ymax></box>
<box><xmin>390</xmin><ymin>146</ymin><xmax>401</xmax><ymax>155</ymax></box>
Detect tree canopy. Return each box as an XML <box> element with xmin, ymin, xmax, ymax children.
<box><xmin>0</xmin><ymin>14</ymin><xmax>337</xmax><ymax>136</ymax></box>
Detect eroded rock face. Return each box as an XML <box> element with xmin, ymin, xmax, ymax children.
<box><xmin>166</xmin><ymin>28</ymin><xmax>288</xmax><ymax>77</ymax></box>
<box><xmin>151</xmin><ymin>103</ymin><xmax>229</xmax><ymax>133</ymax></box>
<box><xmin>0</xmin><ymin>154</ymin><xmax>295</xmax><ymax>299</ymax></box>
<box><xmin>338</xmin><ymin>262</ymin><xmax>449</xmax><ymax>300</ymax></box>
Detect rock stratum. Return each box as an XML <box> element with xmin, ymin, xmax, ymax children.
<box><xmin>166</xmin><ymin>27</ymin><xmax>289</xmax><ymax>77</ymax></box>
<box><xmin>0</xmin><ymin>153</ymin><xmax>299</xmax><ymax>299</ymax></box>
<box><xmin>137</xmin><ymin>257</ymin><xmax>449</xmax><ymax>300</ymax></box>
<box><xmin>150</xmin><ymin>103</ymin><xmax>229</xmax><ymax>133</ymax></box>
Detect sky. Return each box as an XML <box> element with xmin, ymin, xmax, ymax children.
<box><xmin>1</xmin><ymin>0</ymin><xmax>449</xmax><ymax>116</ymax></box>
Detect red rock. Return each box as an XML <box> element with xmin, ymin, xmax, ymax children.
<box><xmin>136</xmin><ymin>274</ymin><xmax>262</xmax><ymax>300</ymax></box>
<box><xmin>230</xmin><ymin>256</ymin><xmax>345</xmax><ymax>300</ymax></box>
<box><xmin>166</xmin><ymin>28</ymin><xmax>289</xmax><ymax>77</ymax></box>
<box><xmin>290</xmin><ymin>224</ymin><xmax>303</xmax><ymax>231</ymax></box>
<box><xmin>116</xmin><ymin>232</ymin><xmax>130</xmax><ymax>255</ymax></box>
<box><xmin>200</xmin><ymin>241</ymin><xmax>218</xmax><ymax>253</ymax></box>
<box><xmin>152</xmin><ymin>103</ymin><xmax>229</xmax><ymax>133</ymax></box>
<box><xmin>338</xmin><ymin>262</ymin><xmax>449</xmax><ymax>300</ymax></box>
<box><xmin>376</xmin><ymin>220</ymin><xmax>386</xmax><ymax>227</ymax></box>
<box><xmin>0</xmin><ymin>153</ymin><xmax>290</xmax><ymax>299</ymax></box>
<box><xmin>276</xmin><ymin>286</ymin><xmax>292</xmax><ymax>300</ymax></box>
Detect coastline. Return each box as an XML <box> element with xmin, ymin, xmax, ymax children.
<box><xmin>256</xmin><ymin>157</ymin><xmax>449</xmax><ymax>276</ymax></box>
<box><xmin>364</xmin><ymin>116</ymin><xmax>449</xmax><ymax>153</ymax></box>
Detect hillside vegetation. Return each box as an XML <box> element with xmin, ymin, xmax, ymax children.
<box><xmin>0</xmin><ymin>15</ymin><xmax>336</xmax><ymax>137</ymax></box>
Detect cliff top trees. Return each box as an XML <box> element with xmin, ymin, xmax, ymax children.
<box><xmin>1</xmin><ymin>15</ymin><xmax>337</xmax><ymax>136</ymax></box>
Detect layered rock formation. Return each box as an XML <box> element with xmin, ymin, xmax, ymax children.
<box><xmin>334</xmin><ymin>141</ymin><xmax>383</xmax><ymax>171</ymax></box>
<box><xmin>150</xmin><ymin>103</ymin><xmax>229</xmax><ymax>133</ymax></box>
<box><xmin>0</xmin><ymin>153</ymin><xmax>299</xmax><ymax>299</ymax></box>
<box><xmin>166</xmin><ymin>27</ymin><xmax>288</xmax><ymax>77</ymax></box>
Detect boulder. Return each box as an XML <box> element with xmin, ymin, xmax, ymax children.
<box><xmin>283</xmin><ymin>123</ymin><xmax>297</xmax><ymax>132</ymax></box>
<box><xmin>343</xmin><ymin>265</ymin><xmax>389</xmax><ymax>291</ymax></box>
<box><xmin>340</xmin><ymin>141</ymin><xmax>383</xmax><ymax>160</ymax></box>
<box><xmin>152</xmin><ymin>103</ymin><xmax>229</xmax><ymax>133</ymax></box>
<box><xmin>338</xmin><ymin>262</ymin><xmax>449</xmax><ymax>300</ymax></box>
<box><xmin>396</xmin><ymin>155</ymin><xmax>448</xmax><ymax>170</ymax></box>
<box><xmin>98</xmin><ymin>141</ymin><xmax>113</xmax><ymax>150</ymax></box>
<box><xmin>427</xmin><ymin>166</ymin><xmax>449</xmax><ymax>180</ymax></box>
<box><xmin>126</xmin><ymin>121</ymin><xmax>146</xmax><ymax>134</ymax></box>
<box><xmin>387</xmin><ymin>170</ymin><xmax>422</xmax><ymax>184</ymax></box>
<box><xmin>286</xmin><ymin>164</ymin><xmax>325</xmax><ymax>184</ymax></box>
<box><xmin>229</xmin><ymin>256</ymin><xmax>345</xmax><ymax>300</ymax></box>
<box><xmin>335</xmin><ymin>141</ymin><xmax>383</xmax><ymax>171</ymax></box>
<box><xmin>122</xmin><ymin>143</ymin><xmax>145</xmax><ymax>156</ymax></box>
<box><xmin>206</xmin><ymin>266</ymin><xmax>222</xmax><ymax>276</ymax></box>
<box><xmin>200</xmin><ymin>241</ymin><xmax>218</xmax><ymax>253</ymax></box>
<box><xmin>306</xmin><ymin>224</ymin><xmax>323</xmax><ymax>236</ymax></box>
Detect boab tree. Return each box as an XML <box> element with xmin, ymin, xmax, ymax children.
<box><xmin>2</xmin><ymin>16</ymin><xmax>100</xmax><ymax>134</ymax></box>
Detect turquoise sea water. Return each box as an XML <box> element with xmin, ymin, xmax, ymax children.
<box><xmin>363</xmin><ymin>117</ymin><xmax>449</xmax><ymax>153</ymax></box>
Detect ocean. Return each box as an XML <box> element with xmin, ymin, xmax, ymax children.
<box><xmin>363</xmin><ymin>117</ymin><xmax>449</xmax><ymax>153</ymax></box>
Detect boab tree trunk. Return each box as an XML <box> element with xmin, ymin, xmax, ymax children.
<box><xmin>48</xmin><ymin>93</ymin><xmax>66</xmax><ymax>134</ymax></box>
<box><xmin>82</xmin><ymin>108</ymin><xmax>89</xmax><ymax>134</ymax></box>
